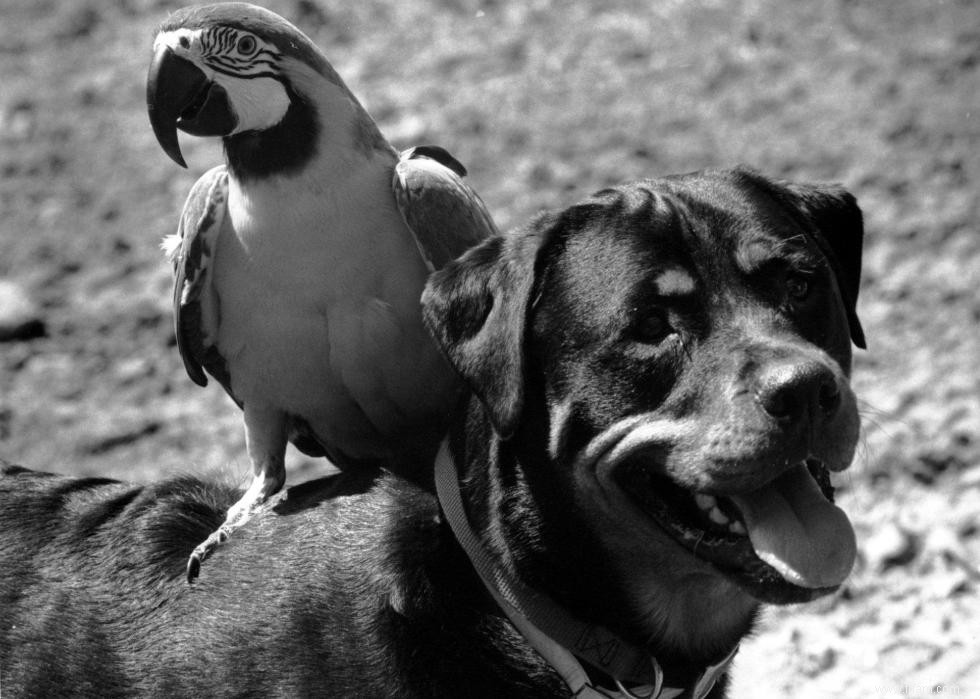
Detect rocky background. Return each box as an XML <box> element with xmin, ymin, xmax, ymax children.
<box><xmin>1</xmin><ymin>0</ymin><xmax>978</xmax><ymax>695</ymax></box>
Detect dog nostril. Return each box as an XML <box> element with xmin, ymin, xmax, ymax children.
<box><xmin>756</xmin><ymin>362</ymin><xmax>839</xmax><ymax>424</ymax></box>
<box><xmin>818</xmin><ymin>379</ymin><xmax>841</xmax><ymax>414</ymax></box>
<box><xmin>759</xmin><ymin>383</ymin><xmax>801</xmax><ymax>422</ymax></box>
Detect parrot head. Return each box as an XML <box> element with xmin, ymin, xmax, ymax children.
<box><xmin>147</xmin><ymin>3</ymin><xmax>332</xmax><ymax>172</ymax></box>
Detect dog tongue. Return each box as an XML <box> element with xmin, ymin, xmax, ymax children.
<box><xmin>729</xmin><ymin>464</ymin><xmax>856</xmax><ymax>589</ymax></box>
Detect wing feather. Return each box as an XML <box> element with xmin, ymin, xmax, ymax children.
<box><xmin>168</xmin><ymin>167</ymin><xmax>324</xmax><ymax>457</ymax></box>
<box><xmin>392</xmin><ymin>146</ymin><xmax>498</xmax><ymax>272</ymax></box>
<box><xmin>167</xmin><ymin>166</ymin><xmax>237</xmax><ymax>403</ymax></box>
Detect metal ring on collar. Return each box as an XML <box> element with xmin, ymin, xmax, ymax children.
<box><xmin>614</xmin><ymin>656</ymin><xmax>663</xmax><ymax>698</ymax></box>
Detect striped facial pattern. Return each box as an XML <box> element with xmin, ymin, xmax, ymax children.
<box><xmin>197</xmin><ymin>26</ymin><xmax>282</xmax><ymax>80</ymax></box>
<box><xmin>154</xmin><ymin>26</ymin><xmax>291</xmax><ymax>135</ymax></box>
<box><xmin>155</xmin><ymin>26</ymin><xmax>283</xmax><ymax>80</ymax></box>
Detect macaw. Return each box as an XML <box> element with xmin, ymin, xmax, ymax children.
<box><xmin>146</xmin><ymin>3</ymin><xmax>497</xmax><ymax>580</ymax></box>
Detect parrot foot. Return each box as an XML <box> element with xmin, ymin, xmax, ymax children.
<box><xmin>186</xmin><ymin>525</ymin><xmax>232</xmax><ymax>582</ymax></box>
<box><xmin>185</xmin><ymin>473</ymin><xmax>283</xmax><ymax>583</ymax></box>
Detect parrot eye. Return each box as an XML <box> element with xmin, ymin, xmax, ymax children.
<box><xmin>236</xmin><ymin>35</ymin><xmax>257</xmax><ymax>55</ymax></box>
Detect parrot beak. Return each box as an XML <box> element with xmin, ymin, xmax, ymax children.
<box><xmin>147</xmin><ymin>45</ymin><xmax>238</xmax><ymax>168</ymax></box>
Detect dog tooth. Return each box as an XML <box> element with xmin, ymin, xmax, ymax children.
<box><xmin>729</xmin><ymin>520</ymin><xmax>747</xmax><ymax>535</ymax></box>
<box><xmin>694</xmin><ymin>494</ymin><xmax>717</xmax><ymax>511</ymax></box>
<box><xmin>708</xmin><ymin>506</ymin><xmax>729</xmax><ymax>525</ymax></box>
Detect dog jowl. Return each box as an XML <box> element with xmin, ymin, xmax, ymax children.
<box><xmin>424</xmin><ymin>166</ymin><xmax>865</xmax><ymax>665</ymax></box>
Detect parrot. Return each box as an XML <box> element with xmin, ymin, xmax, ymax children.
<box><xmin>146</xmin><ymin>3</ymin><xmax>497</xmax><ymax>580</ymax></box>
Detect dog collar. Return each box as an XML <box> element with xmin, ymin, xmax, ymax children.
<box><xmin>433</xmin><ymin>439</ymin><xmax>737</xmax><ymax>699</ymax></box>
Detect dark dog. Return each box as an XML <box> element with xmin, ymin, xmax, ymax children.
<box><xmin>0</xmin><ymin>167</ymin><xmax>864</xmax><ymax>698</ymax></box>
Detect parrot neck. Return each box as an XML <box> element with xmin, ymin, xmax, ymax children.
<box><xmin>223</xmin><ymin>84</ymin><xmax>319</xmax><ymax>182</ymax></box>
<box><xmin>222</xmin><ymin>63</ymin><xmax>394</xmax><ymax>186</ymax></box>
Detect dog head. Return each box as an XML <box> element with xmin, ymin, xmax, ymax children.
<box><xmin>423</xmin><ymin>167</ymin><xmax>864</xmax><ymax>658</ymax></box>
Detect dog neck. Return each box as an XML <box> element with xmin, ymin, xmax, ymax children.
<box><xmin>438</xmin><ymin>425</ymin><xmax>741</xmax><ymax>698</ymax></box>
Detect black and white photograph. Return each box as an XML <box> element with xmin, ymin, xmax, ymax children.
<box><xmin>1</xmin><ymin>1</ymin><xmax>977</xmax><ymax>696</ymax></box>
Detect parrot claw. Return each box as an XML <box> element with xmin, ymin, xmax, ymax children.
<box><xmin>186</xmin><ymin>525</ymin><xmax>231</xmax><ymax>583</ymax></box>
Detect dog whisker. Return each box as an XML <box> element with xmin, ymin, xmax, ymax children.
<box><xmin>691</xmin><ymin>530</ymin><xmax>707</xmax><ymax>559</ymax></box>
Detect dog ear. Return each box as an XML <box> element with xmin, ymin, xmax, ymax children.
<box><xmin>422</xmin><ymin>219</ymin><xmax>551</xmax><ymax>438</ymax></box>
<box><xmin>783</xmin><ymin>182</ymin><xmax>867</xmax><ymax>349</ymax></box>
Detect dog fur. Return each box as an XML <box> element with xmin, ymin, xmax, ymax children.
<box><xmin>0</xmin><ymin>167</ymin><xmax>864</xmax><ymax>697</ymax></box>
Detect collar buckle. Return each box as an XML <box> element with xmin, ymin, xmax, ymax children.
<box><xmin>690</xmin><ymin>643</ymin><xmax>740</xmax><ymax>699</ymax></box>
<box><xmin>612</xmin><ymin>655</ymin><xmax>662</xmax><ymax>698</ymax></box>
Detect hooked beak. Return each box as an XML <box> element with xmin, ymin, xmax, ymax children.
<box><xmin>146</xmin><ymin>45</ymin><xmax>237</xmax><ymax>167</ymax></box>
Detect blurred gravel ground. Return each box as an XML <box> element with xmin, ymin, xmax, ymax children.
<box><xmin>1</xmin><ymin>0</ymin><xmax>977</xmax><ymax>695</ymax></box>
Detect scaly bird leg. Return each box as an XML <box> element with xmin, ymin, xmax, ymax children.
<box><xmin>186</xmin><ymin>405</ymin><xmax>288</xmax><ymax>582</ymax></box>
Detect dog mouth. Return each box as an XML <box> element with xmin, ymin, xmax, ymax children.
<box><xmin>592</xmin><ymin>421</ymin><xmax>857</xmax><ymax>604</ymax></box>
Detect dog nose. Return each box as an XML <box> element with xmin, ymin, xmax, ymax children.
<box><xmin>756</xmin><ymin>360</ymin><xmax>841</xmax><ymax>423</ymax></box>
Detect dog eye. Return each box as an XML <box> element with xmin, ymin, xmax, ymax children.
<box><xmin>633</xmin><ymin>311</ymin><xmax>674</xmax><ymax>343</ymax></box>
<box><xmin>786</xmin><ymin>273</ymin><xmax>810</xmax><ymax>301</ymax></box>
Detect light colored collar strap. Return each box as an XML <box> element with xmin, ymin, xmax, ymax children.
<box><xmin>433</xmin><ymin>439</ymin><xmax>736</xmax><ymax>699</ymax></box>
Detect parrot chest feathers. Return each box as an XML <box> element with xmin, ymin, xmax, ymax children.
<box><xmin>222</xmin><ymin>163</ymin><xmax>428</xmax><ymax>310</ymax></box>
<box><xmin>209</xmin><ymin>234</ymin><xmax>449</xmax><ymax>457</ymax></box>
<box><xmin>209</xmin><ymin>159</ymin><xmax>449</xmax><ymax>449</ymax></box>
